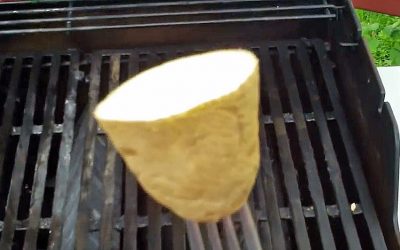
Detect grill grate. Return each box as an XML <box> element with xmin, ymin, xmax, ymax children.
<box><xmin>0</xmin><ymin>39</ymin><xmax>388</xmax><ymax>249</ymax></box>
<box><xmin>0</xmin><ymin>0</ymin><xmax>336</xmax><ymax>35</ymax></box>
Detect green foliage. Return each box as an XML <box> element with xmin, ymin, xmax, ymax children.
<box><xmin>357</xmin><ymin>10</ymin><xmax>400</xmax><ymax>66</ymax></box>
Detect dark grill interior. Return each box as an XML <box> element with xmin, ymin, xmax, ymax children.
<box><xmin>0</xmin><ymin>38</ymin><xmax>391</xmax><ymax>249</ymax></box>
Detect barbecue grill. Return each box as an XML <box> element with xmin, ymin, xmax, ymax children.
<box><xmin>0</xmin><ymin>0</ymin><xmax>399</xmax><ymax>249</ymax></box>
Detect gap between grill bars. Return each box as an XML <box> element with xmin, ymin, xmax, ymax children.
<box><xmin>0</xmin><ymin>39</ymin><xmax>387</xmax><ymax>249</ymax></box>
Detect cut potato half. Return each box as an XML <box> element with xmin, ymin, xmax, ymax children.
<box><xmin>94</xmin><ymin>49</ymin><xmax>260</xmax><ymax>222</ymax></box>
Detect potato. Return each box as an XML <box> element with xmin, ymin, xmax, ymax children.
<box><xmin>94</xmin><ymin>50</ymin><xmax>260</xmax><ymax>222</ymax></box>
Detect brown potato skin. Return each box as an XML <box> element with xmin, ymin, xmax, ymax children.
<box><xmin>95</xmin><ymin>62</ymin><xmax>260</xmax><ymax>222</ymax></box>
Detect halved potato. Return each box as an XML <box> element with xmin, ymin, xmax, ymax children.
<box><xmin>94</xmin><ymin>50</ymin><xmax>260</xmax><ymax>222</ymax></box>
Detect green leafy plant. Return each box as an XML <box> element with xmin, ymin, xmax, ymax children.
<box><xmin>357</xmin><ymin>10</ymin><xmax>400</xmax><ymax>66</ymax></box>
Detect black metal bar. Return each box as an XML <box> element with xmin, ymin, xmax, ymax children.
<box><xmin>296</xmin><ymin>44</ymin><xmax>362</xmax><ymax>250</ymax></box>
<box><xmin>261</xmin><ymin>47</ymin><xmax>312</xmax><ymax>250</ymax></box>
<box><xmin>23</xmin><ymin>54</ymin><xmax>61</xmax><ymax>250</ymax></box>
<box><xmin>312</xmin><ymin>40</ymin><xmax>388</xmax><ymax>250</ymax></box>
<box><xmin>0</xmin><ymin>56</ymin><xmax>22</xmax><ymax>195</ymax></box>
<box><xmin>248</xmin><ymin>183</ymin><xmax>256</xmax><ymax>217</ymax></box>
<box><xmin>0</xmin><ymin>55</ymin><xmax>7</xmax><ymax>181</ymax></box>
<box><xmin>0</xmin><ymin>14</ymin><xmax>336</xmax><ymax>35</ymax></box>
<box><xmin>0</xmin><ymin>0</ymin><xmax>261</xmax><ymax>11</ymax></box>
<box><xmin>0</xmin><ymin>56</ymin><xmax>27</xmax><ymax>249</ymax></box>
<box><xmin>123</xmin><ymin>52</ymin><xmax>139</xmax><ymax>250</ymax></box>
<box><xmin>277</xmin><ymin>45</ymin><xmax>336</xmax><ymax>250</ymax></box>
<box><xmin>0</xmin><ymin>203</ymin><xmax>364</xmax><ymax>232</ymax></box>
<box><xmin>222</xmin><ymin>217</ymin><xmax>240</xmax><ymax>250</ymax></box>
<box><xmin>279</xmin><ymin>203</ymin><xmax>363</xmax><ymax>219</ymax></box>
<box><xmin>11</xmin><ymin>124</ymin><xmax>63</xmax><ymax>135</ymax></box>
<box><xmin>258</xmin><ymin>118</ymin><xmax>286</xmax><ymax>250</ymax></box>
<box><xmin>47</xmin><ymin>52</ymin><xmax>79</xmax><ymax>250</ymax></box>
<box><xmin>172</xmin><ymin>214</ymin><xmax>186</xmax><ymax>250</ymax></box>
<box><xmin>113</xmin><ymin>157</ymin><xmax>123</xmax><ymax>249</ymax></box>
<box><xmin>0</xmin><ymin>5</ymin><xmax>334</xmax><ymax>26</ymax></box>
<box><xmin>253</xmin><ymin>175</ymin><xmax>273</xmax><ymax>250</ymax></box>
<box><xmin>107</xmin><ymin>55</ymin><xmax>123</xmax><ymax>248</ymax></box>
<box><xmin>263</xmin><ymin>111</ymin><xmax>335</xmax><ymax>124</ymax></box>
<box><xmin>9</xmin><ymin>112</ymin><xmax>335</xmax><ymax>136</ymax></box>
<box><xmin>0</xmin><ymin>1</ymin><xmax>333</xmax><ymax>16</ymax></box>
<box><xmin>75</xmin><ymin>53</ymin><xmax>102</xmax><ymax>250</ymax></box>
<box><xmin>186</xmin><ymin>221</ymin><xmax>205</xmax><ymax>250</ymax></box>
<box><xmin>123</xmin><ymin>171</ymin><xmax>138</xmax><ymax>250</ymax></box>
<box><xmin>99</xmin><ymin>54</ymin><xmax>120</xmax><ymax>250</ymax></box>
<box><xmin>206</xmin><ymin>223</ymin><xmax>223</xmax><ymax>250</ymax></box>
<box><xmin>147</xmin><ymin>197</ymin><xmax>162</xmax><ymax>250</ymax></box>
<box><xmin>239</xmin><ymin>203</ymin><xmax>262</xmax><ymax>250</ymax></box>
<box><xmin>60</xmin><ymin>105</ymin><xmax>89</xmax><ymax>250</ymax></box>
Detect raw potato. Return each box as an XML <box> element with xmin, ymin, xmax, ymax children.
<box><xmin>94</xmin><ymin>50</ymin><xmax>260</xmax><ymax>222</ymax></box>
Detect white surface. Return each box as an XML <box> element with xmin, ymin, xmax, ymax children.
<box><xmin>378</xmin><ymin>66</ymin><xmax>400</xmax><ymax>233</ymax></box>
<box><xmin>379</xmin><ymin>66</ymin><xmax>400</xmax><ymax>122</ymax></box>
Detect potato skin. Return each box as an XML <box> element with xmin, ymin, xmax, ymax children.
<box><xmin>95</xmin><ymin>63</ymin><xmax>260</xmax><ymax>222</ymax></box>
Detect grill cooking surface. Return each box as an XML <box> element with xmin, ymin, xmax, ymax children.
<box><xmin>0</xmin><ymin>39</ymin><xmax>388</xmax><ymax>249</ymax></box>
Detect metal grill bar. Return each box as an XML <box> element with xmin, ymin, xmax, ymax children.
<box><xmin>0</xmin><ymin>57</ymin><xmax>21</xmax><ymax>193</ymax></box>
<box><xmin>172</xmin><ymin>214</ymin><xmax>186</xmax><ymax>250</ymax></box>
<box><xmin>75</xmin><ymin>54</ymin><xmax>102</xmax><ymax>250</ymax></box>
<box><xmin>0</xmin><ymin>203</ymin><xmax>364</xmax><ymax>232</ymax></box>
<box><xmin>23</xmin><ymin>54</ymin><xmax>61</xmax><ymax>250</ymax></box>
<box><xmin>12</xmin><ymin>124</ymin><xmax>63</xmax><ymax>135</ymax></box>
<box><xmin>0</xmin><ymin>0</ymin><xmax>336</xmax><ymax>35</ymax></box>
<box><xmin>206</xmin><ymin>223</ymin><xmax>223</xmax><ymax>250</ymax></box>
<box><xmin>0</xmin><ymin>56</ymin><xmax>8</xmax><ymax>180</ymax></box>
<box><xmin>264</xmin><ymin>111</ymin><xmax>335</xmax><ymax>124</ymax></box>
<box><xmin>113</xmin><ymin>157</ymin><xmax>123</xmax><ymax>248</ymax></box>
<box><xmin>123</xmin><ymin>171</ymin><xmax>138</xmax><ymax>250</ymax></box>
<box><xmin>252</xmin><ymin>174</ymin><xmax>273</xmax><ymax>249</ymax></box>
<box><xmin>48</xmin><ymin>52</ymin><xmax>79</xmax><ymax>250</ymax></box>
<box><xmin>261</xmin><ymin>47</ymin><xmax>312</xmax><ymax>250</ymax></box>
<box><xmin>9</xmin><ymin>111</ymin><xmax>335</xmax><ymax>136</ymax></box>
<box><xmin>277</xmin><ymin>45</ymin><xmax>336</xmax><ymax>250</ymax></box>
<box><xmin>186</xmin><ymin>221</ymin><xmax>205</xmax><ymax>250</ymax></box>
<box><xmin>0</xmin><ymin>15</ymin><xmax>336</xmax><ymax>35</ymax></box>
<box><xmin>123</xmin><ymin>53</ymin><xmax>139</xmax><ymax>250</ymax></box>
<box><xmin>0</xmin><ymin>57</ymin><xmax>27</xmax><ymax>249</ymax></box>
<box><xmin>248</xmin><ymin>180</ymin><xmax>257</xmax><ymax>215</ymax></box>
<box><xmin>279</xmin><ymin>204</ymin><xmax>362</xmax><ymax>219</ymax></box>
<box><xmin>258</xmin><ymin>119</ymin><xmax>286</xmax><ymax>249</ymax></box>
<box><xmin>312</xmin><ymin>40</ymin><xmax>387</xmax><ymax>250</ymax></box>
<box><xmin>0</xmin><ymin>5</ymin><xmax>334</xmax><ymax>26</ymax></box>
<box><xmin>60</xmin><ymin>104</ymin><xmax>89</xmax><ymax>250</ymax></box>
<box><xmin>222</xmin><ymin>217</ymin><xmax>240</xmax><ymax>250</ymax></box>
<box><xmin>99</xmin><ymin>54</ymin><xmax>120</xmax><ymax>250</ymax></box>
<box><xmin>147</xmin><ymin>197</ymin><xmax>162</xmax><ymax>250</ymax></box>
<box><xmin>0</xmin><ymin>1</ymin><xmax>331</xmax><ymax>16</ymax></box>
<box><xmin>296</xmin><ymin>44</ymin><xmax>362</xmax><ymax>250</ymax></box>
<box><xmin>239</xmin><ymin>203</ymin><xmax>262</xmax><ymax>250</ymax></box>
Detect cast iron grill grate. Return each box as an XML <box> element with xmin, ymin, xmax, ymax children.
<box><xmin>0</xmin><ymin>39</ymin><xmax>388</xmax><ymax>249</ymax></box>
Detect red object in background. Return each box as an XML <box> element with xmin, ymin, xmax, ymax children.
<box><xmin>353</xmin><ymin>0</ymin><xmax>400</xmax><ymax>16</ymax></box>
